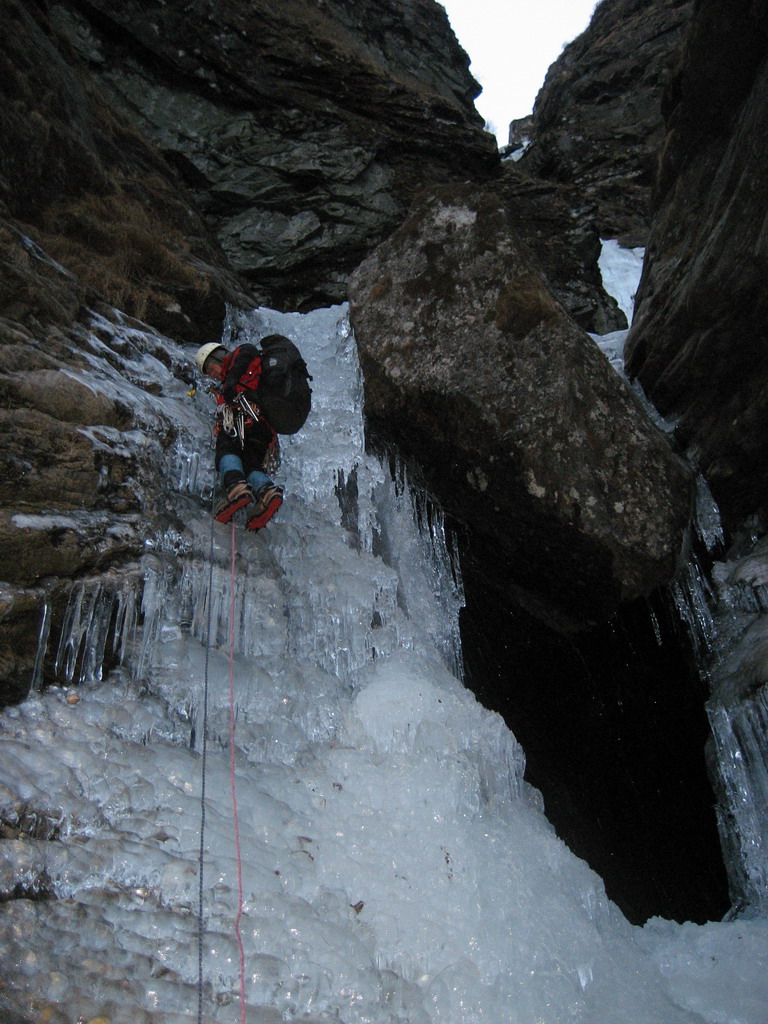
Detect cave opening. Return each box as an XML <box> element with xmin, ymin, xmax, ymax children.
<box><xmin>460</xmin><ymin>574</ymin><xmax>731</xmax><ymax>926</ymax></box>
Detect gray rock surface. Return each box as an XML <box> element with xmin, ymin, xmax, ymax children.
<box><xmin>516</xmin><ymin>0</ymin><xmax>693</xmax><ymax>245</ymax></box>
<box><xmin>349</xmin><ymin>184</ymin><xmax>693</xmax><ymax>629</ymax></box>
<box><xmin>486</xmin><ymin>166</ymin><xmax>627</xmax><ymax>334</ymax></box>
<box><xmin>52</xmin><ymin>0</ymin><xmax>498</xmax><ymax>310</ymax></box>
<box><xmin>625</xmin><ymin>0</ymin><xmax>768</xmax><ymax>532</ymax></box>
<box><xmin>0</xmin><ymin>3</ymin><xmax>251</xmax><ymax>345</ymax></box>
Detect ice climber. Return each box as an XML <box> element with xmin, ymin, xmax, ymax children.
<box><xmin>195</xmin><ymin>341</ymin><xmax>284</xmax><ymax>531</ymax></box>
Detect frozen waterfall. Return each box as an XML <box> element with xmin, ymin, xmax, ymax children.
<box><xmin>1</xmin><ymin>302</ymin><xmax>767</xmax><ymax>1024</ymax></box>
<box><xmin>596</xmin><ymin>240</ymin><xmax>768</xmax><ymax>926</ymax></box>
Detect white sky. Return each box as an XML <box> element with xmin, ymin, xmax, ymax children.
<box><xmin>439</xmin><ymin>0</ymin><xmax>599</xmax><ymax>144</ymax></box>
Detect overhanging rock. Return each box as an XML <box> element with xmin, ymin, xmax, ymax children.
<box><xmin>349</xmin><ymin>184</ymin><xmax>693</xmax><ymax>630</ymax></box>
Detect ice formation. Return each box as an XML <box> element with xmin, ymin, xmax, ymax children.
<box><xmin>598</xmin><ymin>239</ymin><xmax>645</xmax><ymax>325</ymax></box>
<box><xmin>0</xmin><ymin>301</ymin><xmax>766</xmax><ymax>1023</ymax></box>
<box><xmin>595</xmin><ymin>242</ymin><xmax>768</xmax><ymax>923</ymax></box>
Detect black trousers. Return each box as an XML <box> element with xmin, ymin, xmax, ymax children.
<box><xmin>214</xmin><ymin>419</ymin><xmax>274</xmax><ymax>488</ymax></box>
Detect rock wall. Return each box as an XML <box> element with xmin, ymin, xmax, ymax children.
<box><xmin>516</xmin><ymin>0</ymin><xmax>693</xmax><ymax>244</ymax></box>
<box><xmin>0</xmin><ymin>232</ymin><xmax>192</xmax><ymax>701</ymax></box>
<box><xmin>625</xmin><ymin>0</ymin><xmax>768</xmax><ymax>532</ymax></box>
<box><xmin>0</xmin><ymin>2</ymin><xmax>251</xmax><ymax>345</ymax></box>
<box><xmin>51</xmin><ymin>0</ymin><xmax>498</xmax><ymax>310</ymax></box>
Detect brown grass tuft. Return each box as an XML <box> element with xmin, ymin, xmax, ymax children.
<box><xmin>34</xmin><ymin>183</ymin><xmax>211</xmax><ymax>321</ymax></box>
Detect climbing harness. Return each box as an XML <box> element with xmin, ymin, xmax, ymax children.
<box><xmin>237</xmin><ymin>394</ymin><xmax>281</xmax><ymax>475</ymax></box>
<box><xmin>194</xmin><ymin>368</ymin><xmax>280</xmax><ymax>475</ymax></box>
<box><xmin>217</xmin><ymin>394</ymin><xmax>281</xmax><ymax>476</ymax></box>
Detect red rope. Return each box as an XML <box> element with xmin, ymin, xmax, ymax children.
<box><xmin>228</xmin><ymin>519</ymin><xmax>247</xmax><ymax>1021</ymax></box>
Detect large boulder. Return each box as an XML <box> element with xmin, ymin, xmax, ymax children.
<box><xmin>624</xmin><ymin>0</ymin><xmax>768</xmax><ymax>532</ymax></box>
<box><xmin>50</xmin><ymin>0</ymin><xmax>499</xmax><ymax>310</ymax></box>
<box><xmin>515</xmin><ymin>0</ymin><xmax>693</xmax><ymax>244</ymax></box>
<box><xmin>484</xmin><ymin>166</ymin><xmax>627</xmax><ymax>335</ymax></box>
<box><xmin>349</xmin><ymin>184</ymin><xmax>693</xmax><ymax>630</ymax></box>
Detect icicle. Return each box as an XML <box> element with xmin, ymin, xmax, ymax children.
<box><xmin>54</xmin><ymin>581</ymin><xmax>94</xmax><ymax>685</ymax></box>
<box><xmin>178</xmin><ymin>450</ymin><xmax>200</xmax><ymax>493</ymax></box>
<box><xmin>134</xmin><ymin>561</ymin><xmax>175</xmax><ymax>680</ymax></box>
<box><xmin>647</xmin><ymin>600</ymin><xmax>663</xmax><ymax>646</ymax></box>
<box><xmin>365</xmin><ymin>453</ymin><xmax>465</xmax><ymax>678</ymax></box>
<box><xmin>669</xmin><ymin>553</ymin><xmax>718</xmax><ymax>663</ymax></box>
<box><xmin>51</xmin><ymin>568</ymin><xmax>159</xmax><ymax>687</ymax></box>
<box><xmin>114</xmin><ymin>577</ymin><xmax>141</xmax><ymax>666</ymax></box>
<box><xmin>78</xmin><ymin>584</ymin><xmax>115</xmax><ymax>683</ymax></box>
<box><xmin>29</xmin><ymin>600</ymin><xmax>51</xmax><ymax>691</ymax></box>
<box><xmin>693</xmin><ymin>473</ymin><xmax>725</xmax><ymax>553</ymax></box>
<box><xmin>708</xmin><ymin>686</ymin><xmax>768</xmax><ymax>914</ymax></box>
<box><xmin>667</xmin><ymin>512</ymin><xmax>768</xmax><ymax>914</ymax></box>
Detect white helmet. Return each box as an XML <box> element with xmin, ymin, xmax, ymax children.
<box><xmin>194</xmin><ymin>342</ymin><xmax>227</xmax><ymax>373</ymax></box>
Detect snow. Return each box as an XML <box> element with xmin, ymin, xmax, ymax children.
<box><xmin>588</xmin><ymin>240</ymin><xmax>646</xmax><ymax>380</ymax></box>
<box><xmin>502</xmin><ymin>140</ymin><xmax>529</xmax><ymax>162</ymax></box>
<box><xmin>640</xmin><ymin>916</ymin><xmax>768</xmax><ymax>1023</ymax></box>
<box><xmin>1</xmin><ymin>303</ymin><xmax>767</xmax><ymax>1023</ymax></box>
<box><xmin>598</xmin><ymin>238</ymin><xmax>645</xmax><ymax>325</ymax></box>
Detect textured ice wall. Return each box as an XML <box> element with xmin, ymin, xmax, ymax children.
<box><xmin>1</xmin><ymin>304</ymin><xmax>766</xmax><ymax>1023</ymax></box>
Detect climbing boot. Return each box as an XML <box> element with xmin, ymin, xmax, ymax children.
<box><xmin>214</xmin><ymin>480</ymin><xmax>254</xmax><ymax>523</ymax></box>
<box><xmin>245</xmin><ymin>483</ymin><xmax>283</xmax><ymax>531</ymax></box>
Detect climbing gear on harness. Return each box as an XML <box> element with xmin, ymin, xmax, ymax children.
<box><xmin>236</xmin><ymin>391</ymin><xmax>257</xmax><ymax>415</ymax></box>
<box><xmin>218</xmin><ymin>393</ymin><xmax>274</xmax><ymax>450</ymax></box>
<box><xmin>220</xmin><ymin>404</ymin><xmax>240</xmax><ymax>440</ymax></box>
<box><xmin>214</xmin><ymin>481</ymin><xmax>254</xmax><ymax>523</ymax></box>
<box><xmin>245</xmin><ymin>483</ymin><xmax>283</xmax><ymax>531</ymax></box>
<box><xmin>235</xmin><ymin>391</ymin><xmax>262</xmax><ymax>427</ymax></box>
<box><xmin>195</xmin><ymin>342</ymin><xmax>227</xmax><ymax>373</ymax></box>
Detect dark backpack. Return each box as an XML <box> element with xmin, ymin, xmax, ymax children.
<box><xmin>256</xmin><ymin>334</ymin><xmax>312</xmax><ymax>435</ymax></box>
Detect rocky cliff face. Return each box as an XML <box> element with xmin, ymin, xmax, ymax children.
<box><xmin>515</xmin><ymin>0</ymin><xmax>693</xmax><ymax>244</ymax></box>
<box><xmin>507</xmin><ymin>0</ymin><xmax>768</xmax><ymax>917</ymax></box>
<box><xmin>345</xmin><ymin>0</ymin><xmax>705</xmax><ymax>631</ymax></box>
<box><xmin>625</xmin><ymin>0</ymin><xmax>768</xmax><ymax>532</ymax></box>
<box><xmin>0</xmin><ymin>225</ymin><xmax>200</xmax><ymax>701</ymax></box>
<box><xmin>51</xmin><ymin>0</ymin><xmax>498</xmax><ymax>310</ymax></box>
<box><xmin>0</xmin><ymin>2</ymin><xmax>253</xmax><ymax>345</ymax></box>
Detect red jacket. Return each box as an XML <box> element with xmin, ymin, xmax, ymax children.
<box><xmin>217</xmin><ymin>344</ymin><xmax>262</xmax><ymax>406</ymax></box>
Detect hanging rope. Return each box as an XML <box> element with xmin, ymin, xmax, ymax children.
<box><xmin>197</xmin><ymin>508</ymin><xmax>216</xmax><ymax>1024</ymax></box>
<box><xmin>196</xmin><ymin>502</ymin><xmax>248</xmax><ymax>1021</ymax></box>
<box><xmin>228</xmin><ymin>517</ymin><xmax>247</xmax><ymax>1022</ymax></box>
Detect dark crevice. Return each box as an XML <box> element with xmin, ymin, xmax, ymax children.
<box><xmin>460</xmin><ymin>572</ymin><xmax>731</xmax><ymax>926</ymax></box>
